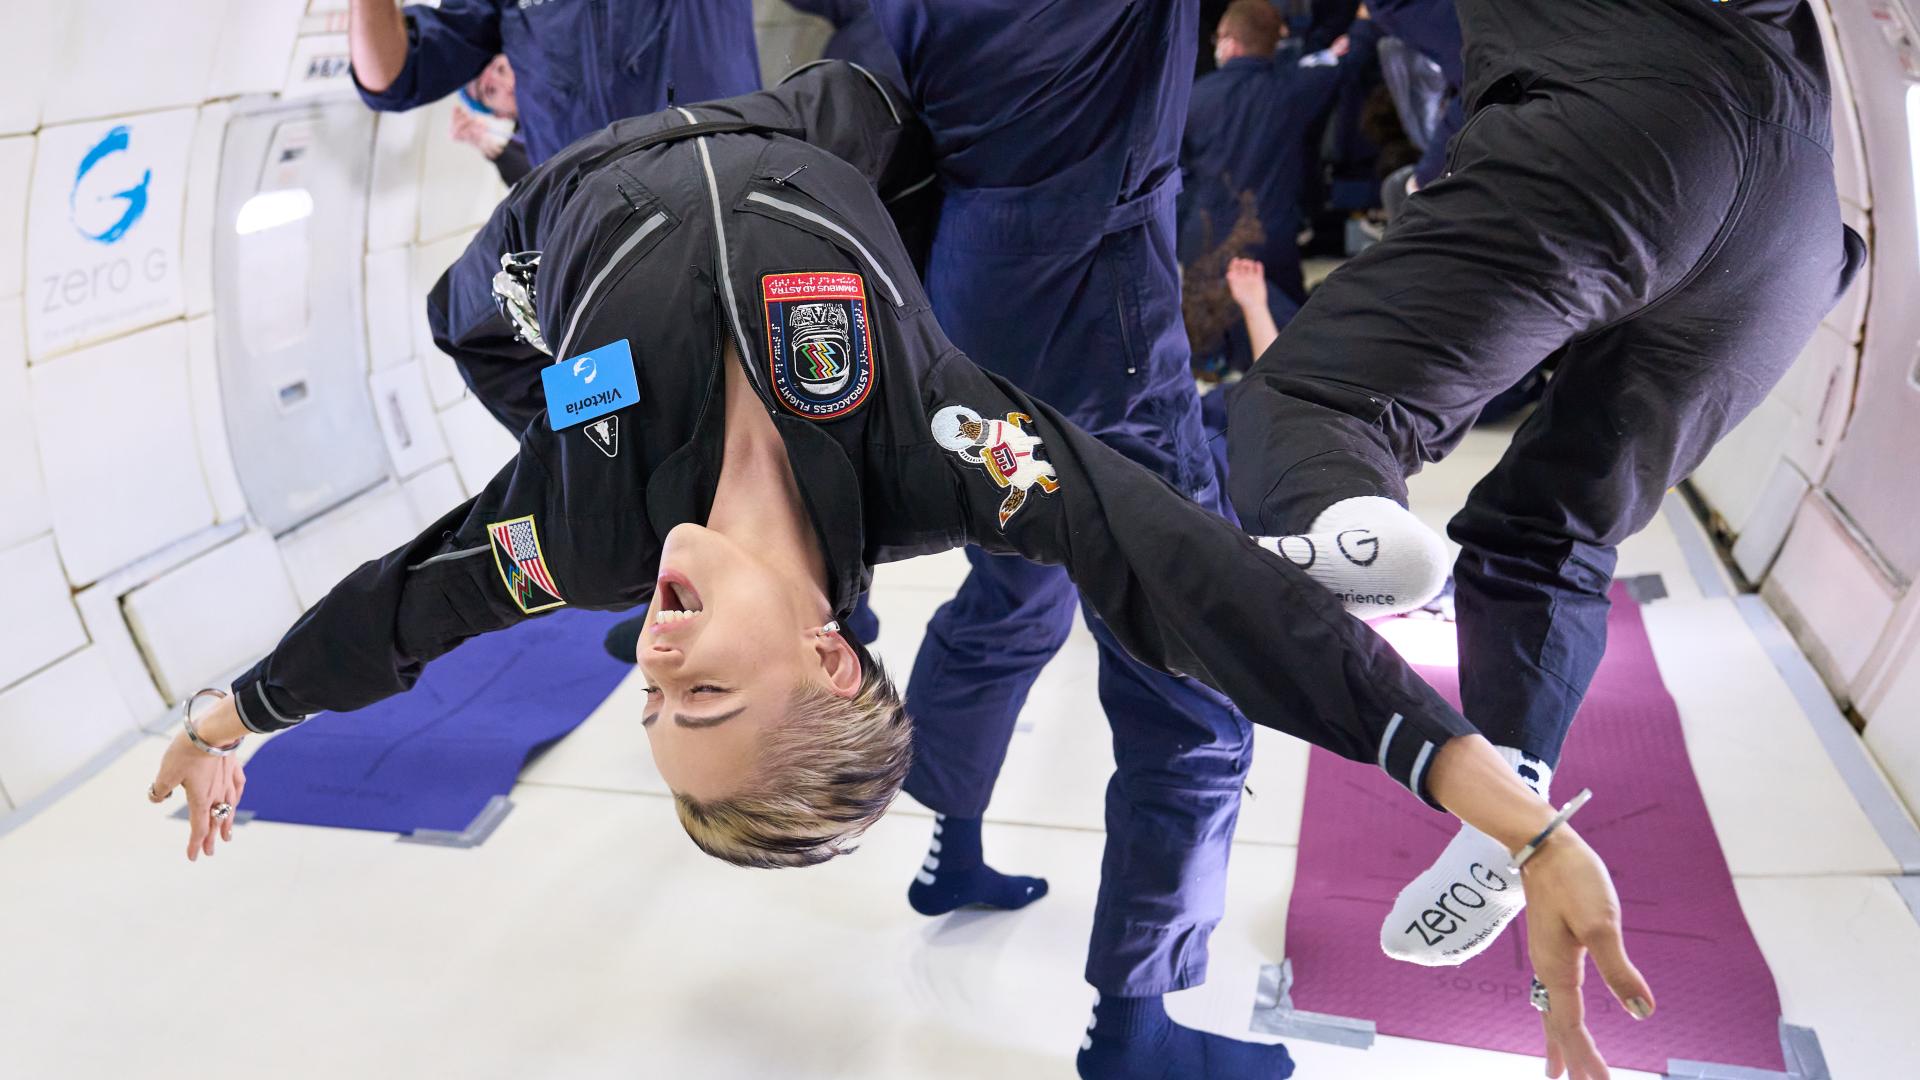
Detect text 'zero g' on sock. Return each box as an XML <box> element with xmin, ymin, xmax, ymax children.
<box><xmin>906</xmin><ymin>814</ymin><xmax>1049</xmax><ymax>916</ymax></box>
<box><xmin>1380</xmin><ymin>747</ymin><xmax>1553</xmax><ymax>966</ymax></box>
<box><xmin>1076</xmin><ymin>992</ymin><xmax>1296</xmax><ymax>1080</ymax></box>
<box><xmin>1254</xmin><ymin>495</ymin><xmax>1449</xmax><ymax>619</ymax></box>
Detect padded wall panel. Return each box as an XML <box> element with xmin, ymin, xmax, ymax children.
<box><xmin>276</xmin><ymin>484</ymin><xmax>423</xmax><ymax>609</ymax></box>
<box><xmin>182</xmin><ymin>104</ymin><xmax>231</xmax><ymax>320</ymax></box>
<box><xmin>0</xmin><ymin>300</ymin><xmax>53</xmax><ymax>550</ymax></box>
<box><xmin>0</xmin><ymin>4</ymin><xmax>71</xmax><ymax>135</ymax></box>
<box><xmin>1864</xmin><ymin>631</ymin><xmax>1920</xmax><ymax>819</ymax></box>
<box><xmin>207</xmin><ymin>0</ymin><xmax>308</xmax><ymax>99</ymax></box>
<box><xmin>366</xmin><ymin>111</ymin><xmax>426</xmax><ymax>251</ymax></box>
<box><xmin>282</xmin><ymin>33</ymin><xmax>356</xmax><ymax>100</ymax></box>
<box><xmin>403</xmin><ymin>462</ymin><xmax>469</xmax><ymax>526</ymax></box>
<box><xmin>364</xmin><ymin>248</ymin><xmax>414</xmax><ymax>370</ymax></box>
<box><xmin>1764</xmin><ymin>498</ymin><xmax>1900</xmax><ymax>697</ymax></box>
<box><xmin>440</xmin><ymin>395</ymin><xmax>519</xmax><ymax>496</ymax></box>
<box><xmin>31</xmin><ymin>322</ymin><xmax>215</xmax><ymax>585</ymax></box>
<box><xmin>416</xmin><ymin>100</ymin><xmax>511</xmax><ymax>244</ymax></box>
<box><xmin>40</xmin><ymin>0</ymin><xmax>226</xmax><ymax>126</ymax></box>
<box><xmin>0</xmin><ymin>649</ymin><xmax>137</xmax><ymax>809</ymax></box>
<box><xmin>0</xmin><ymin>535</ymin><xmax>89</xmax><ymax>695</ymax></box>
<box><xmin>370</xmin><ymin>360</ymin><xmax>452</xmax><ymax>479</ymax></box>
<box><xmin>122</xmin><ymin>531</ymin><xmax>302</xmax><ymax>703</ymax></box>
<box><xmin>185</xmin><ymin>316</ymin><xmax>250</xmax><ymax>524</ymax></box>
<box><xmin>1730</xmin><ymin>462</ymin><xmax>1809</xmax><ymax>584</ymax></box>
<box><xmin>26</xmin><ymin>110</ymin><xmax>197</xmax><ymax>359</ymax></box>
<box><xmin>0</xmin><ymin>136</ymin><xmax>34</xmax><ymax>298</ymax></box>
<box><xmin>409</xmin><ymin>232</ymin><xmax>472</xmax><ymax>371</ymax></box>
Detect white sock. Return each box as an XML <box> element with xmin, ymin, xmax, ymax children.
<box><xmin>1255</xmin><ymin>496</ymin><xmax>1449</xmax><ymax>619</ymax></box>
<box><xmin>1380</xmin><ymin>747</ymin><xmax>1552</xmax><ymax>966</ymax></box>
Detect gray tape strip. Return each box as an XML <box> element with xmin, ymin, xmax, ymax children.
<box><xmin>1249</xmin><ymin>960</ymin><xmax>1376</xmax><ymax>1050</ymax></box>
<box><xmin>1665</xmin><ymin>1061</ymin><xmax>1789</xmax><ymax>1080</ymax></box>
<box><xmin>398</xmin><ymin>795</ymin><xmax>515</xmax><ymax>849</ymax></box>
<box><xmin>1663</xmin><ymin>490</ymin><xmax>1731</xmax><ymax>600</ymax></box>
<box><xmin>1892</xmin><ymin>875</ymin><xmax>1920</xmax><ymax>929</ymax></box>
<box><xmin>1734</xmin><ymin>594</ymin><xmax>1920</xmax><ymax>873</ymax></box>
<box><xmin>1779</xmin><ymin>1023</ymin><xmax>1831</xmax><ymax>1080</ymax></box>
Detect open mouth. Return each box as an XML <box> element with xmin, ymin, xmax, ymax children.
<box><xmin>653</xmin><ymin>571</ymin><xmax>705</xmax><ymax>630</ymax></box>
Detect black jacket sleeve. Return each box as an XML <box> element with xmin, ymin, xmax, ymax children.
<box><xmin>921</xmin><ymin>350</ymin><xmax>1477</xmax><ymax>809</ymax></box>
<box><xmin>230</xmin><ymin>405</ymin><xmax>658</xmax><ymax>733</ymax></box>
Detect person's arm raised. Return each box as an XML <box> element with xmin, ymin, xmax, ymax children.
<box><xmin>348</xmin><ymin>0</ymin><xmax>411</xmax><ymax>94</ymax></box>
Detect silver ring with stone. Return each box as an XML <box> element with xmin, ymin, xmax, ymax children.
<box><xmin>211</xmin><ymin>803</ymin><xmax>234</xmax><ymax>821</ymax></box>
<box><xmin>1529</xmin><ymin>976</ymin><xmax>1550</xmax><ymax>1014</ymax></box>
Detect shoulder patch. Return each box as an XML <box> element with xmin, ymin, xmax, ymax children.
<box><xmin>487</xmin><ymin>515</ymin><xmax>567</xmax><ymax>613</ymax></box>
<box><xmin>931</xmin><ymin>405</ymin><xmax>1060</xmax><ymax>528</ymax></box>
<box><xmin>762</xmin><ymin>271</ymin><xmax>876</xmax><ymax>420</ymax></box>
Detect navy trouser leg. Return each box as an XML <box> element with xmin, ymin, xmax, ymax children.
<box><xmin>1083</xmin><ymin>607</ymin><xmax>1250</xmax><ymax>996</ymax></box>
<box><xmin>902</xmin><ymin>549</ymin><xmax>1078</xmax><ymax>818</ymax></box>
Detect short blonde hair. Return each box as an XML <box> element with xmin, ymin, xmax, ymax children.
<box><xmin>674</xmin><ymin>642</ymin><xmax>911</xmax><ymax>869</ymax></box>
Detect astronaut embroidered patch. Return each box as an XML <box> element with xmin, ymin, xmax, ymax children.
<box><xmin>762</xmin><ymin>271</ymin><xmax>876</xmax><ymax>420</ymax></box>
<box><xmin>930</xmin><ymin>405</ymin><xmax>1060</xmax><ymax>528</ymax></box>
<box><xmin>487</xmin><ymin>515</ymin><xmax>567</xmax><ymax>614</ymax></box>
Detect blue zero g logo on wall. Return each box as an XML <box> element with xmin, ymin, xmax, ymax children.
<box><xmin>69</xmin><ymin>125</ymin><xmax>151</xmax><ymax>245</ymax></box>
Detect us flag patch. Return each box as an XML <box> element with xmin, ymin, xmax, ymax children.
<box><xmin>487</xmin><ymin>515</ymin><xmax>566</xmax><ymax>613</ymax></box>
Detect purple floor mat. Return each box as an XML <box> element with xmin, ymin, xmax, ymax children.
<box><xmin>240</xmin><ymin>608</ymin><xmax>634</xmax><ymax>835</ymax></box>
<box><xmin>1284</xmin><ymin>589</ymin><xmax>1784</xmax><ymax>1072</ymax></box>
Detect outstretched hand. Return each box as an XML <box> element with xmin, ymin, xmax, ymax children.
<box><xmin>1520</xmin><ymin>827</ymin><xmax>1655</xmax><ymax>1079</ymax></box>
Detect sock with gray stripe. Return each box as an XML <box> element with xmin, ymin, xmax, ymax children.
<box><xmin>906</xmin><ymin>814</ymin><xmax>1048</xmax><ymax>917</ymax></box>
<box><xmin>1380</xmin><ymin>746</ymin><xmax>1552</xmax><ymax>966</ymax></box>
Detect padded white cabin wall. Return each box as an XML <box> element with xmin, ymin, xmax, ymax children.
<box><xmin>122</xmin><ymin>530</ymin><xmax>303</xmax><ymax>703</ymax></box>
<box><xmin>0</xmin><ymin>288</ymin><xmax>52</xmax><ymax>553</ymax></box>
<box><xmin>0</xmin><ymin>536</ymin><xmax>90</xmax><ymax>696</ymax></box>
<box><xmin>0</xmin><ymin>650</ymin><xmax>139</xmax><ymax>812</ymax></box>
<box><xmin>277</xmin><ymin>484</ymin><xmax>425</xmax><ymax>609</ymax></box>
<box><xmin>29</xmin><ymin>323</ymin><xmax>217</xmax><ymax>587</ymax></box>
<box><xmin>0</xmin><ymin>4</ymin><xmax>72</xmax><ymax>135</ymax></box>
<box><xmin>38</xmin><ymin>1</ymin><xmax>228</xmax><ymax>126</ymax></box>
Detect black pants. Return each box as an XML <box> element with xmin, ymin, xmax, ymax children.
<box><xmin>1227</xmin><ymin>56</ymin><xmax>1863</xmax><ymax>764</ymax></box>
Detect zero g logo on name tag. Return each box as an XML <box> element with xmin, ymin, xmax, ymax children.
<box><xmin>762</xmin><ymin>271</ymin><xmax>875</xmax><ymax>420</ymax></box>
<box><xmin>544</xmin><ymin>339</ymin><xmax>639</xmax><ymax>430</ymax></box>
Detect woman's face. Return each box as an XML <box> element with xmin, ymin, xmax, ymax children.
<box><xmin>637</xmin><ymin>523</ymin><xmax>859</xmax><ymax>800</ymax></box>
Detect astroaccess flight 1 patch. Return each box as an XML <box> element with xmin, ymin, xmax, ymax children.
<box><xmin>761</xmin><ymin>271</ymin><xmax>876</xmax><ymax>420</ymax></box>
<box><xmin>488</xmin><ymin>514</ymin><xmax>567</xmax><ymax>614</ymax></box>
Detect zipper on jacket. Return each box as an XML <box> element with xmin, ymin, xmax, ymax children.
<box><xmin>678</xmin><ymin>106</ymin><xmax>776</xmax><ymax>411</ymax></box>
<box><xmin>552</xmin><ymin>210</ymin><xmax>671</xmax><ymax>360</ymax></box>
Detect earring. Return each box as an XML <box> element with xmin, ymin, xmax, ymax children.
<box><xmin>818</xmin><ymin>620</ymin><xmax>841</xmax><ymax>636</ymax></box>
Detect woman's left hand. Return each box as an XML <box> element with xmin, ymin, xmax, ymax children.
<box><xmin>149</xmin><ymin>731</ymin><xmax>246</xmax><ymax>862</ymax></box>
<box><xmin>1521</xmin><ymin>826</ymin><xmax>1655</xmax><ymax>1079</ymax></box>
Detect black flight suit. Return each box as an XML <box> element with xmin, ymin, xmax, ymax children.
<box><xmin>1226</xmin><ymin>0</ymin><xmax>1868</xmax><ymax>765</ymax></box>
<box><xmin>231</xmin><ymin>63</ymin><xmax>1476</xmax><ymax>815</ymax></box>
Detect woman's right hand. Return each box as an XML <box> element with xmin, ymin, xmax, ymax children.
<box><xmin>1520</xmin><ymin>826</ymin><xmax>1655</xmax><ymax>1079</ymax></box>
<box><xmin>148</xmin><ymin>700</ymin><xmax>248</xmax><ymax>862</ymax></box>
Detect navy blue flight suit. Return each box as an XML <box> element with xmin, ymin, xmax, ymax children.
<box><xmin>353</xmin><ymin>0</ymin><xmax>761</xmax><ymax>164</ymax></box>
<box><xmin>872</xmin><ymin>0</ymin><xmax>1247</xmax><ymax>998</ymax></box>
<box><xmin>1227</xmin><ymin>0</ymin><xmax>1866</xmax><ymax>767</ymax></box>
<box><xmin>1183</xmin><ymin>20</ymin><xmax>1380</xmax><ymax>315</ymax></box>
<box><xmin>1368</xmin><ymin>0</ymin><xmax>1464</xmax><ymax>186</ymax></box>
<box><xmin>783</xmin><ymin>0</ymin><xmax>906</xmax><ymax>90</ymax></box>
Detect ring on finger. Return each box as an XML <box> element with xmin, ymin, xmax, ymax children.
<box><xmin>211</xmin><ymin>802</ymin><xmax>234</xmax><ymax>821</ymax></box>
<box><xmin>1529</xmin><ymin>976</ymin><xmax>1551</xmax><ymax>1014</ymax></box>
<box><xmin>147</xmin><ymin>783</ymin><xmax>168</xmax><ymax>801</ymax></box>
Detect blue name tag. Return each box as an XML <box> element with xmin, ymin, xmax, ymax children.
<box><xmin>543</xmin><ymin>339</ymin><xmax>640</xmax><ymax>430</ymax></box>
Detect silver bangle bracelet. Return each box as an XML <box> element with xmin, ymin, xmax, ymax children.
<box><xmin>1507</xmin><ymin>788</ymin><xmax>1593</xmax><ymax>876</ymax></box>
<box><xmin>182</xmin><ymin>689</ymin><xmax>243</xmax><ymax>757</ymax></box>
